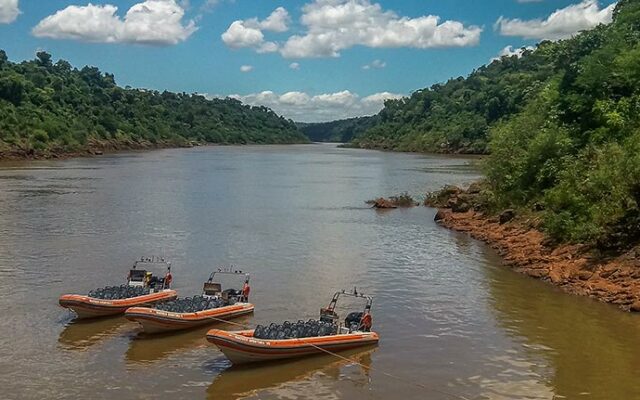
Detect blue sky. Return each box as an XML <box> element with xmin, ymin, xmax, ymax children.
<box><xmin>0</xmin><ymin>0</ymin><xmax>617</xmax><ymax>121</ymax></box>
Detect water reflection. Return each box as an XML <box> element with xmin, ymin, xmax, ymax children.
<box><xmin>58</xmin><ymin>316</ymin><xmax>130</xmax><ymax>350</ymax></box>
<box><xmin>486</xmin><ymin>260</ymin><xmax>640</xmax><ymax>399</ymax></box>
<box><xmin>8</xmin><ymin>145</ymin><xmax>593</xmax><ymax>400</ymax></box>
<box><xmin>126</xmin><ymin>316</ymin><xmax>253</xmax><ymax>365</ymax></box>
<box><xmin>207</xmin><ymin>347</ymin><xmax>376</xmax><ymax>400</ymax></box>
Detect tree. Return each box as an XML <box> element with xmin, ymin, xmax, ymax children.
<box><xmin>0</xmin><ymin>50</ymin><xmax>7</xmax><ymax>68</ymax></box>
<box><xmin>0</xmin><ymin>74</ymin><xmax>24</xmax><ymax>105</ymax></box>
<box><xmin>0</xmin><ymin>50</ymin><xmax>308</xmax><ymax>159</ymax></box>
<box><xmin>36</xmin><ymin>51</ymin><xmax>52</xmax><ymax>68</ymax></box>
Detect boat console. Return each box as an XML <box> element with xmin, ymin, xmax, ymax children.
<box><xmin>253</xmin><ymin>288</ymin><xmax>374</xmax><ymax>339</ymax></box>
<box><xmin>323</xmin><ymin>288</ymin><xmax>374</xmax><ymax>333</ymax></box>
<box><xmin>127</xmin><ymin>269</ymin><xmax>147</xmax><ymax>288</ymax></box>
<box><xmin>127</xmin><ymin>256</ymin><xmax>172</xmax><ymax>292</ymax></box>
<box><xmin>204</xmin><ymin>267</ymin><xmax>250</xmax><ymax>304</ymax></box>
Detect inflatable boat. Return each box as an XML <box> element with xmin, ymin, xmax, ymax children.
<box><xmin>126</xmin><ymin>268</ymin><xmax>254</xmax><ymax>334</ymax></box>
<box><xmin>207</xmin><ymin>289</ymin><xmax>379</xmax><ymax>364</ymax></box>
<box><xmin>59</xmin><ymin>257</ymin><xmax>177</xmax><ymax>319</ymax></box>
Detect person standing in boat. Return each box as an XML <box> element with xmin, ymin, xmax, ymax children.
<box><xmin>164</xmin><ymin>267</ymin><xmax>173</xmax><ymax>289</ymax></box>
<box><xmin>359</xmin><ymin>311</ymin><xmax>372</xmax><ymax>332</ymax></box>
<box><xmin>241</xmin><ymin>279</ymin><xmax>250</xmax><ymax>302</ymax></box>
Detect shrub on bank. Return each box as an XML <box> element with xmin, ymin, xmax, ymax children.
<box><xmin>367</xmin><ymin>192</ymin><xmax>418</xmax><ymax>208</ymax></box>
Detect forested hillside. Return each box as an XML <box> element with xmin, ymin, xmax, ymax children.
<box><xmin>0</xmin><ymin>51</ymin><xmax>307</xmax><ymax>158</ymax></box>
<box><xmin>485</xmin><ymin>0</ymin><xmax>640</xmax><ymax>246</ymax></box>
<box><xmin>298</xmin><ymin>116</ymin><xmax>377</xmax><ymax>143</ymax></box>
<box><xmin>359</xmin><ymin>0</ymin><xmax>640</xmax><ymax>247</ymax></box>
<box><xmin>353</xmin><ymin>1</ymin><xmax>639</xmax><ymax>158</ymax></box>
<box><xmin>352</xmin><ymin>43</ymin><xmax>561</xmax><ymax>153</ymax></box>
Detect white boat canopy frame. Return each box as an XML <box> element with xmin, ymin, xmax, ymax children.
<box><xmin>203</xmin><ymin>266</ymin><xmax>250</xmax><ymax>297</ymax></box>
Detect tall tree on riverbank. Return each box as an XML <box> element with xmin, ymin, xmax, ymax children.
<box><xmin>485</xmin><ymin>0</ymin><xmax>640</xmax><ymax>246</ymax></box>
<box><xmin>353</xmin><ymin>0</ymin><xmax>640</xmax><ymax>247</ymax></box>
<box><xmin>0</xmin><ymin>52</ymin><xmax>307</xmax><ymax>158</ymax></box>
<box><xmin>351</xmin><ymin>42</ymin><xmax>559</xmax><ymax>153</ymax></box>
<box><xmin>351</xmin><ymin>2</ymin><xmax>638</xmax><ymax>157</ymax></box>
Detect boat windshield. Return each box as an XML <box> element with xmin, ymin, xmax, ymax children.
<box><xmin>205</xmin><ymin>267</ymin><xmax>250</xmax><ymax>299</ymax></box>
<box><xmin>129</xmin><ymin>269</ymin><xmax>146</xmax><ymax>281</ymax></box>
<box><xmin>129</xmin><ymin>256</ymin><xmax>171</xmax><ymax>288</ymax></box>
<box><xmin>323</xmin><ymin>289</ymin><xmax>374</xmax><ymax>332</ymax></box>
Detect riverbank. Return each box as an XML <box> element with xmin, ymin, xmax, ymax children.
<box><xmin>0</xmin><ymin>137</ymin><xmax>310</xmax><ymax>161</ymax></box>
<box><xmin>350</xmin><ymin>141</ymin><xmax>487</xmax><ymax>155</ymax></box>
<box><xmin>428</xmin><ymin>186</ymin><xmax>640</xmax><ymax>312</ymax></box>
<box><xmin>0</xmin><ymin>137</ymin><xmax>196</xmax><ymax>161</ymax></box>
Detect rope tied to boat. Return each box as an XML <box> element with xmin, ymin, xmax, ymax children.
<box><xmin>206</xmin><ymin>316</ymin><xmax>472</xmax><ymax>400</ymax></box>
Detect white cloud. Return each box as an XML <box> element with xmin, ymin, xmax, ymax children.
<box><xmin>289</xmin><ymin>62</ymin><xmax>300</xmax><ymax>70</ymax></box>
<box><xmin>279</xmin><ymin>0</ymin><xmax>482</xmax><ymax>58</ymax></box>
<box><xmin>222</xmin><ymin>0</ymin><xmax>481</xmax><ymax>59</ymax></box>
<box><xmin>362</xmin><ymin>59</ymin><xmax>386</xmax><ymax>70</ymax></box>
<box><xmin>220</xmin><ymin>90</ymin><xmax>404</xmax><ymax>122</ymax></box>
<box><xmin>221</xmin><ymin>7</ymin><xmax>289</xmax><ymax>51</ymax></box>
<box><xmin>222</xmin><ymin>20</ymin><xmax>265</xmax><ymax>48</ymax></box>
<box><xmin>257</xmin><ymin>41</ymin><xmax>279</xmax><ymax>53</ymax></box>
<box><xmin>0</xmin><ymin>0</ymin><xmax>20</xmax><ymax>24</ymax></box>
<box><xmin>361</xmin><ymin>91</ymin><xmax>403</xmax><ymax>104</ymax></box>
<box><xmin>491</xmin><ymin>45</ymin><xmax>535</xmax><ymax>62</ymax></box>
<box><xmin>495</xmin><ymin>0</ymin><xmax>616</xmax><ymax>40</ymax></box>
<box><xmin>279</xmin><ymin>91</ymin><xmax>310</xmax><ymax>105</ymax></box>
<box><xmin>32</xmin><ymin>0</ymin><xmax>197</xmax><ymax>45</ymax></box>
<box><xmin>240</xmin><ymin>65</ymin><xmax>253</xmax><ymax>72</ymax></box>
<box><xmin>260</xmin><ymin>7</ymin><xmax>290</xmax><ymax>33</ymax></box>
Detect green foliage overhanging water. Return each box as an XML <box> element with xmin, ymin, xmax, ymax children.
<box><xmin>0</xmin><ymin>51</ymin><xmax>307</xmax><ymax>158</ymax></box>
<box><xmin>350</xmin><ymin>0</ymin><xmax>640</xmax><ymax>246</ymax></box>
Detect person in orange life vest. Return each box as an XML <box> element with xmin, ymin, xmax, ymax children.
<box><xmin>359</xmin><ymin>311</ymin><xmax>372</xmax><ymax>332</ymax></box>
<box><xmin>164</xmin><ymin>267</ymin><xmax>173</xmax><ymax>289</ymax></box>
<box><xmin>241</xmin><ymin>279</ymin><xmax>250</xmax><ymax>302</ymax></box>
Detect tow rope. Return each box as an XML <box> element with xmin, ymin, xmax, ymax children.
<box><xmin>205</xmin><ymin>316</ymin><xmax>471</xmax><ymax>400</ymax></box>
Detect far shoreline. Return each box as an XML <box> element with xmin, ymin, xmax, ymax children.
<box><xmin>0</xmin><ymin>139</ymin><xmax>488</xmax><ymax>164</ymax></box>
<box><xmin>0</xmin><ymin>140</ymin><xmax>317</xmax><ymax>164</ymax></box>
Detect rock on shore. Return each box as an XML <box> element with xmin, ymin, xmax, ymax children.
<box><xmin>430</xmin><ymin>185</ymin><xmax>640</xmax><ymax>312</ymax></box>
<box><xmin>366</xmin><ymin>193</ymin><xmax>418</xmax><ymax>209</ymax></box>
<box><xmin>368</xmin><ymin>198</ymin><xmax>398</xmax><ymax>209</ymax></box>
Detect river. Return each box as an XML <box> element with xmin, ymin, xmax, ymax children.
<box><xmin>1</xmin><ymin>144</ymin><xmax>639</xmax><ymax>400</ymax></box>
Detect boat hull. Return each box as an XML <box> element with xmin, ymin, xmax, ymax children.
<box><xmin>206</xmin><ymin>329</ymin><xmax>379</xmax><ymax>364</ymax></box>
<box><xmin>125</xmin><ymin>303</ymin><xmax>255</xmax><ymax>334</ymax></box>
<box><xmin>59</xmin><ymin>290</ymin><xmax>178</xmax><ymax>319</ymax></box>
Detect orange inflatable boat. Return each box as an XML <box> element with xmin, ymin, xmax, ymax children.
<box><xmin>207</xmin><ymin>289</ymin><xmax>379</xmax><ymax>364</ymax></box>
<box><xmin>126</xmin><ymin>269</ymin><xmax>254</xmax><ymax>334</ymax></box>
<box><xmin>59</xmin><ymin>257</ymin><xmax>177</xmax><ymax>319</ymax></box>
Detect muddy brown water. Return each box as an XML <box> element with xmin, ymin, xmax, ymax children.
<box><xmin>1</xmin><ymin>144</ymin><xmax>639</xmax><ymax>400</ymax></box>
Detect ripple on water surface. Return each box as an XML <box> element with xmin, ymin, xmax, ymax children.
<box><xmin>2</xmin><ymin>145</ymin><xmax>640</xmax><ymax>400</ymax></box>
